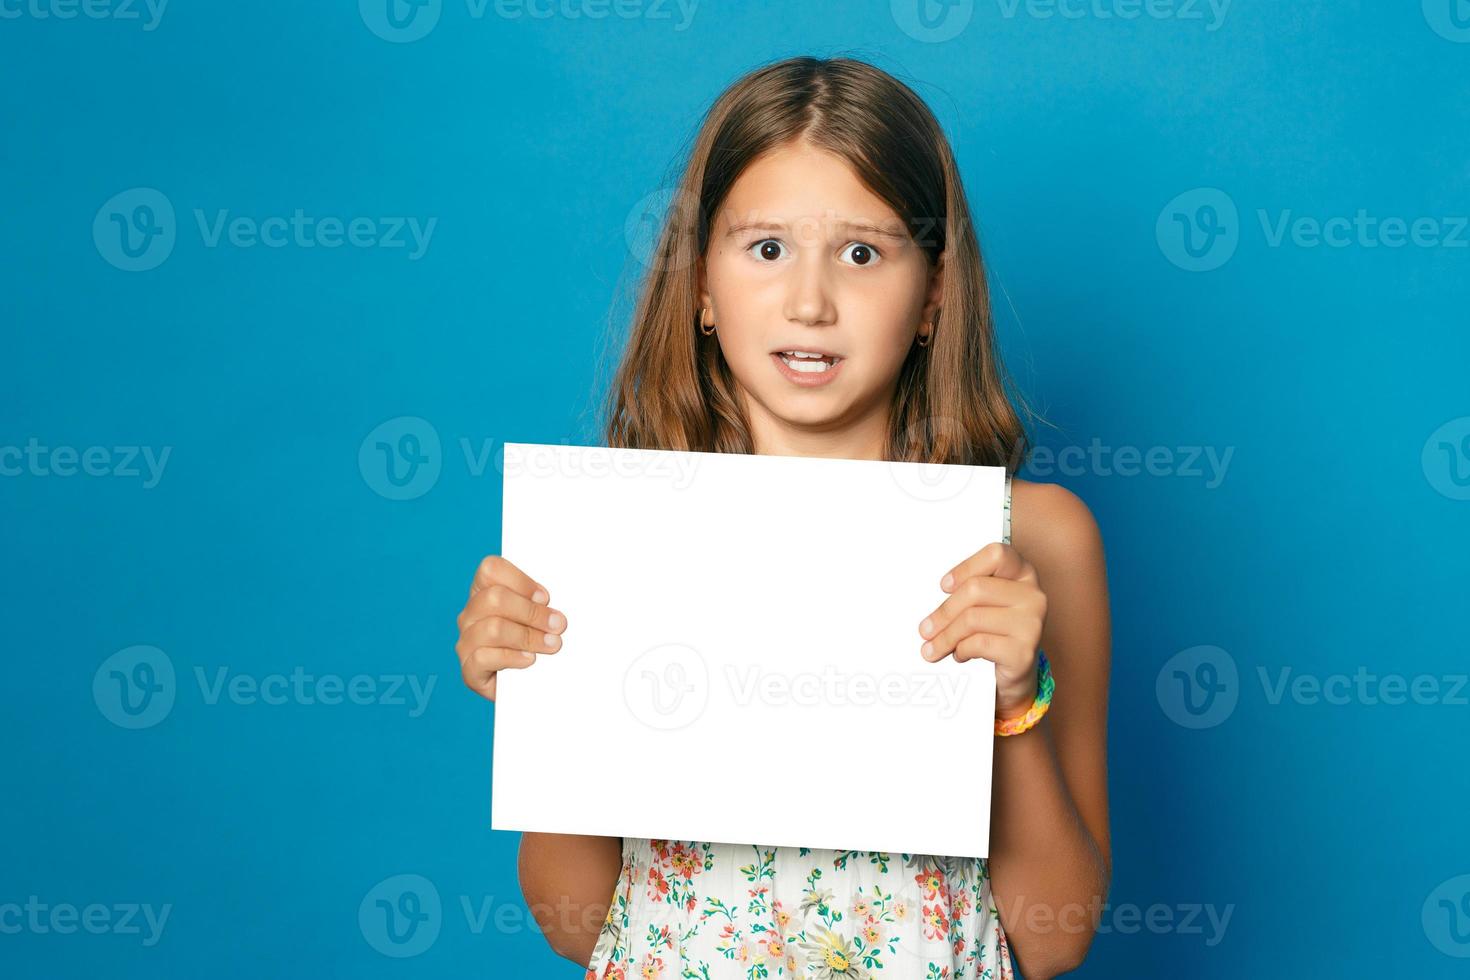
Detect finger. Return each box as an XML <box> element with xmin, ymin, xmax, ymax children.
<box><xmin>461</xmin><ymin>645</ymin><xmax>534</xmax><ymax>676</ymax></box>
<box><xmin>951</xmin><ymin>631</ymin><xmax>1024</xmax><ymax>666</ymax></box>
<box><xmin>919</xmin><ymin>575</ymin><xmax>1034</xmax><ymax>640</ymax></box>
<box><xmin>461</xmin><ymin>646</ymin><xmax>537</xmax><ymax>701</ymax></box>
<box><xmin>459</xmin><ymin>614</ymin><xmax>563</xmax><ymax>660</ymax></box>
<box><xmin>921</xmin><ymin>605</ymin><xmax>1025</xmax><ymax>663</ymax></box>
<box><xmin>460</xmin><ymin>583</ymin><xmax>568</xmax><ymax>636</ymax></box>
<box><xmin>940</xmin><ymin>542</ymin><xmax>1036</xmax><ymax>591</ymax></box>
<box><xmin>469</xmin><ymin>554</ymin><xmax>550</xmax><ymax>605</ymax></box>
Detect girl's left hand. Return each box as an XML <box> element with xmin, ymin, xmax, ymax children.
<box><xmin>917</xmin><ymin>541</ymin><xmax>1049</xmax><ymax>721</ymax></box>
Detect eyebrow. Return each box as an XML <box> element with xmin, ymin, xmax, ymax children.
<box><xmin>722</xmin><ymin>218</ymin><xmax>911</xmax><ymax>242</ymax></box>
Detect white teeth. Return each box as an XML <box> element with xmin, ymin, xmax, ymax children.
<box><xmin>780</xmin><ymin>355</ymin><xmax>834</xmax><ymax>373</ymax></box>
<box><xmin>781</xmin><ymin>350</ymin><xmax>828</xmax><ymax>359</ymax></box>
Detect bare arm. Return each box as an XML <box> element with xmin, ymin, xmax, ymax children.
<box><xmin>518</xmin><ymin>831</ymin><xmax>624</xmax><ymax>966</ymax></box>
<box><xmin>987</xmin><ymin>480</ymin><xmax>1113</xmax><ymax>978</ymax></box>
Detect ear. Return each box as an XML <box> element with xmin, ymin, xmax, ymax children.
<box><xmin>696</xmin><ymin>254</ymin><xmax>713</xmax><ymax>314</ymax></box>
<box><xmin>921</xmin><ymin>251</ymin><xmax>946</xmax><ymax>324</ymax></box>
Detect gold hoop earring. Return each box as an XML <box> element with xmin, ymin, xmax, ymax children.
<box><xmin>698</xmin><ymin>307</ymin><xmax>716</xmax><ymax>337</ymax></box>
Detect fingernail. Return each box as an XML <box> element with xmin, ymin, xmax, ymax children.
<box><xmin>920</xmin><ymin>641</ymin><xmax>934</xmax><ymax>658</ymax></box>
<box><xmin>547</xmin><ymin>611</ymin><xmax>566</xmax><ymax>631</ymax></box>
<box><xmin>532</xmin><ymin>588</ymin><xmax>549</xmax><ymax>604</ymax></box>
<box><xmin>940</xmin><ymin>573</ymin><xmax>954</xmax><ymax>591</ymax></box>
<box><xmin>919</xmin><ymin>618</ymin><xmax>934</xmax><ymax>638</ymax></box>
<box><xmin>521</xmin><ymin>650</ymin><xmax>536</xmax><ymax>662</ymax></box>
<box><xmin>543</xmin><ymin>633</ymin><xmax>561</xmax><ymax>650</ymax></box>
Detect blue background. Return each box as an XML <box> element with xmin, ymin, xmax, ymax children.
<box><xmin>3</xmin><ymin>0</ymin><xmax>1468</xmax><ymax>976</ymax></box>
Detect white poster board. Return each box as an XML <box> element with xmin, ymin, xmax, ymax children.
<box><xmin>492</xmin><ymin>442</ymin><xmax>1004</xmax><ymax>858</ymax></box>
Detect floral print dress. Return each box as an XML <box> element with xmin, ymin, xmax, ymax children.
<box><xmin>583</xmin><ymin>473</ymin><xmax>1016</xmax><ymax>980</ymax></box>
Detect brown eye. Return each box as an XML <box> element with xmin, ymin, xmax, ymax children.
<box><xmin>842</xmin><ymin>242</ymin><xmax>879</xmax><ymax>267</ymax></box>
<box><xmin>755</xmin><ymin>240</ymin><xmax>784</xmax><ymax>261</ymax></box>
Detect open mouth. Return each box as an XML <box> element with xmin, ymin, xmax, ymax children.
<box><xmin>775</xmin><ymin>350</ymin><xmax>842</xmax><ymax>374</ymax></box>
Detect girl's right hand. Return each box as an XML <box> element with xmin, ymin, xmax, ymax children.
<box><xmin>455</xmin><ymin>555</ymin><xmax>568</xmax><ymax>701</ymax></box>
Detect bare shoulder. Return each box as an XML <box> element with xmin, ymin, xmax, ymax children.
<box><xmin>1008</xmin><ymin>476</ymin><xmax>1106</xmax><ymax>574</ymax></box>
<box><xmin>1009</xmin><ymin>478</ymin><xmax>1114</xmax><ymax>880</ymax></box>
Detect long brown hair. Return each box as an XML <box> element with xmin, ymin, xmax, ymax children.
<box><xmin>596</xmin><ymin>55</ymin><xmax>1032</xmax><ymax>470</ymax></box>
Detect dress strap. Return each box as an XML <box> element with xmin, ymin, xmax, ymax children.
<box><xmin>1002</xmin><ymin>470</ymin><xmax>1013</xmax><ymax>545</ymax></box>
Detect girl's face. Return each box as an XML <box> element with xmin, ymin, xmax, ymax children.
<box><xmin>698</xmin><ymin>140</ymin><xmax>944</xmax><ymax>459</ymax></box>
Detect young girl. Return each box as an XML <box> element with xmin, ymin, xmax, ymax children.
<box><xmin>455</xmin><ymin>56</ymin><xmax>1112</xmax><ymax>980</ymax></box>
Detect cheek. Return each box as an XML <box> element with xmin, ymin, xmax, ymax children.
<box><xmin>706</xmin><ymin>253</ymin><xmax>770</xmax><ymax>320</ymax></box>
<box><xmin>854</xmin><ymin>291</ymin><xmax>923</xmax><ymax>357</ymax></box>
<box><xmin>865</xmin><ymin>275</ymin><xmax>926</xmax><ymax>328</ymax></box>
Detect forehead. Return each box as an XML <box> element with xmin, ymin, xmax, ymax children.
<box><xmin>715</xmin><ymin>141</ymin><xmax>907</xmax><ymax>239</ymax></box>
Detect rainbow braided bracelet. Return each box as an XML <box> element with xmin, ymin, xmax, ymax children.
<box><xmin>995</xmin><ymin>650</ymin><xmax>1054</xmax><ymax>736</ymax></box>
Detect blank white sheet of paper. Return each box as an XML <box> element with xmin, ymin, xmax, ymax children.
<box><xmin>491</xmin><ymin>442</ymin><xmax>1005</xmax><ymax>858</ymax></box>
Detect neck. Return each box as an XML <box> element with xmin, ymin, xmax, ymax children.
<box><xmin>741</xmin><ymin>389</ymin><xmax>893</xmax><ymax>463</ymax></box>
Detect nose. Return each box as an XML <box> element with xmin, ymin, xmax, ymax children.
<box><xmin>782</xmin><ymin>249</ymin><xmax>837</xmax><ymax>327</ymax></box>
